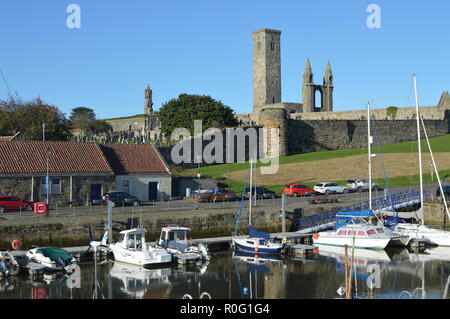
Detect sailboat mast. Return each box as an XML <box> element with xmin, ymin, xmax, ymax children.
<box><xmin>249</xmin><ymin>159</ymin><xmax>253</xmax><ymax>227</ymax></box>
<box><xmin>413</xmin><ymin>74</ymin><xmax>425</xmax><ymax>224</ymax></box>
<box><xmin>368</xmin><ymin>102</ymin><xmax>372</xmax><ymax>212</ymax></box>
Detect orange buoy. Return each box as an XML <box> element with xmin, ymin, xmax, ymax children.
<box><xmin>312</xmin><ymin>248</ymin><xmax>319</xmax><ymax>254</ymax></box>
<box><xmin>312</xmin><ymin>233</ymin><xmax>319</xmax><ymax>239</ymax></box>
<box><xmin>255</xmin><ymin>247</ymin><xmax>259</xmax><ymax>252</ymax></box>
<box><xmin>11</xmin><ymin>239</ymin><xmax>22</xmax><ymax>250</ymax></box>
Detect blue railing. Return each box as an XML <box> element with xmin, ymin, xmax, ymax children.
<box><xmin>294</xmin><ymin>190</ymin><xmax>430</xmax><ymax>231</ymax></box>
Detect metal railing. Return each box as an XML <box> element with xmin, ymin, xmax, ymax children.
<box><xmin>294</xmin><ymin>190</ymin><xmax>430</xmax><ymax>231</ymax></box>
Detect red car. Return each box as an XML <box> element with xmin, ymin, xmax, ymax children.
<box><xmin>283</xmin><ymin>184</ymin><xmax>315</xmax><ymax>197</ymax></box>
<box><xmin>0</xmin><ymin>196</ymin><xmax>34</xmax><ymax>214</ymax></box>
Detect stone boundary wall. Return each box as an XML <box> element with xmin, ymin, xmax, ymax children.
<box><xmin>287</xmin><ymin>119</ymin><xmax>450</xmax><ymax>154</ymax></box>
<box><xmin>290</xmin><ymin>105</ymin><xmax>450</xmax><ymax>121</ymax></box>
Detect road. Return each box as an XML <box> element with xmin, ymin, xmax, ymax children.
<box><xmin>1</xmin><ymin>183</ymin><xmax>440</xmax><ymax>220</ymax></box>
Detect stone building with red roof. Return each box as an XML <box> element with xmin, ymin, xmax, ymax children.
<box><xmin>0</xmin><ymin>141</ymin><xmax>172</xmax><ymax>206</ymax></box>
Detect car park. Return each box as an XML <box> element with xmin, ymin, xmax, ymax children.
<box><xmin>243</xmin><ymin>186</ymin><xmax>276</xmax><ymax>199</ymax></box>
<box><xmin>314</xmin><ymin>182</ymin><xmax>349</xmax><ymax>195</ymax></box>
<box><xmin>0</xmin><ymin>196</ymin><xmax>34</xmax><ymax>214</ymax></box>
<box><xmin>346</xmin><ymin>178</ymin><xmax>380</xmax><ymax>192</ymax></box>
<box><xmin>195</xmin><ymin>189</ymin><xmax>237</xmax><ymax>202</ymax></box>
<box><xmin>101</xmin><ymin>191</ymin><xmax>140</xmax><ymax>207</ymax></box>
<box><xmin>283</xmin><ymin>184</ymin><xmax>315</xmax><ymax>197</ymax></box>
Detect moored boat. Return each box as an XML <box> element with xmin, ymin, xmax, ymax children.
<box><xmin>109</xmin><ymin>228</ymin><xmax>173</xmax><ymax>267</ymax></box>
<box><xmin>0</xmin><ymin>251</ymin><xmax>20</xmax><ymax>277</ymax></box>
<box><xmin>313</xmin><ymin>211</ymin><xmax>409</xmax><ymax>250</ymax></box>
<box><xmin>25</xmin><ymin>247</ymin><xmax>77</xmax><ymax>273</ymax></box>
<box><xmin>158</xmin><ymin>226</ymin><xmax>210</xmax><ymax>264</ymax></box>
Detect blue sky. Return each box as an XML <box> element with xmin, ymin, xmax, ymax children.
<box><xmin>0</xmin><ymin>0</ymin><xmax>449</xmax><ymax>119</ymax></box>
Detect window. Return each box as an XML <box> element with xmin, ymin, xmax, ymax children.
<box><xmin>51</xmin><ymin>178</ymin><xmax>61</xmax><ymax>195</ymax></box>
<box><xmin>40</xmin><ymin>177</ymin><xmax>50</xmax><ymax>195</ymax></box>
<box><xmin>358</xmin><ymin>231</ymin><xmax>366</xmax><ymax>236</ymax></box>
<box><xmin>168</xmin><ymin>232</ymin><xmax>175</xmax><ymax>241</ymax></box>
<box><xmin>270</xmin><ymin>42</ymin><xmax>274</xmax><ymax>51</ymax></box>
<box><xmin>367</xmin><ymin>230</ymin><xmax>376</xmax><ymax>235</ymax></box>
<box><xmin>257</xmin><ymin>42</ymin><xmax>261</xmax><ymax>50</ymax></box>
<box><xmin>376</xmin><ymin>228</ymin><xmax>385</xmax><ymax>233</ymax></box>
<box><xmin>338</xmin><ymin>230</ymin><xmax>347</xmax><ymax>236</ymax></box>
<box><xmin>347</xmin><ymin>230</ymin><xmax>356</xmax><ymax>236</ymax></box>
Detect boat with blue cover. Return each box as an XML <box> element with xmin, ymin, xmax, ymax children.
<box><xmin>312</xmin><ymin>211</ymin><xmax>409</xmax><ymax>250</ymax></box>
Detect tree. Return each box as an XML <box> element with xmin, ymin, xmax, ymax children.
<box><xmin>0</xmin><ymin>96</ymin><xmax>72</xmax><ymax>141</ymax></box>
<box><xmin>69</xmin><ymin>107</ymin><xmax>97</xmax><ymax>130</ymax></box>
<box><xmin>158</xmin><ymin>94</ymin><xmax>238</xmax><ymax>136</ymax></box>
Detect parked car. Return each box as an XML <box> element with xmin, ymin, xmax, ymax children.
<box><xmin>101</xmin><ymin>191</ymin><xmax>140</xmax><ymax>207</ymax></box>
<box><xmin>436</xmin><ymin>185</ymin><xmax>450</xmax><ymax>198</ymax></box>
<box><xmin>314</xmin><ymin>182</ymin><xmax>349</xmax><ymax>195</ymax></box>
<box><xmin>283</xmin><ymin>184</ymin><xmax>315</xmax><ymax>197</ymax></box>
<box><xmin>242</xmin><ymin>186</ymin><xmax>276</xmax><ymax>200</ymax></box>
<box><xmin>0</xmin><ymin>196</ymin><xmax>33</xmax><ymax>214</ymax></box>
<box><xmin>346</xmin><ymin>178</ymin><xmax>380</xmax><ymax>192</ymax></box>
<box><xmin>195</xmin><ymin>189</ymin><xmax>237</xmax><ymax>202</ymax></box>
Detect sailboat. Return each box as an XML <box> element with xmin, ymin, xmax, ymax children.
<box><xmin>313</xmin><ymin>103</ymin><xmax>409</xmax><ymax>249</ymax></box>
<box><xmin>232</xmin><ymin>159</ymin><xmax>284</xmax><ymax>254</ymax></box>
<box><xmin>391</xmin><ymin>74</ymin><xmax>450</xmax><ymax>246</ymax></box>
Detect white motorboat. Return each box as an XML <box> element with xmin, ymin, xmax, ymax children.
<box><xmin>313</xmin><ymin>212</ymin><xmax>410</xmax><ymax>250</ymax></box>
<box><xmin>25</xmin><ymin>247</ymin><xmax>77</xmax><ymax>273</ymax></box>
<box><xmin>158</xmin><ymin>226</ymin><xmax>210</xmax><ymax>264</ymax></box>
<box><xmin>109</xmin><ymin>228</ymin><xmax>173</xmax><ymax>267</ymax></box>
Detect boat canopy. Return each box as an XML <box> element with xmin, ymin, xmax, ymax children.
<box><xmin>36</xmin><ymin>247</ymin><xmax>74</xmax><ymax>261</ymax></box>
<box><xmin>336</xmin><ymin>211</ymin><xmax>374</xmax><ymax>217</ymax></box>
<box><xmin>335</xmin><ymin>211</ymin><xmax>374</xmax><ymax>230</ymax></box>
<box><xmin>248</xmin><ymin>226</ymin><xmax>270</xmax><ymax>239</ymax></box>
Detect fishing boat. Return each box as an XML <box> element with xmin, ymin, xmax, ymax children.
<box><xmin>232</xmin><ymin>159</ymin><xmax>284</xmax><ymax>254</ymax></box>
<box><xmin>25</xmin><ymin>247</ymin><xmax>77</xmax><ymax>273</ymax></box>
<box><xmin>389</xmin><ymin>75</ymin><xmax>450</xmax><ymax>246</ymax></box>
<box><xmin>0</xmin><ymin>251</ymin><xmax>20</xmax><ymax>277</ymax></box>
<box><xmin>312</xmin><ymin>211</ymin><xmax>410</xmax><ymax>250</ymax></box>
<box><xmin>109</xmin><ymin>228</ymin><xmax>173</xmax><ymax>267</ymax></box>
<box><xmin>158</xmin><ymin>226</ymin><xmax>210</xmax><ymax>264</ymax></box>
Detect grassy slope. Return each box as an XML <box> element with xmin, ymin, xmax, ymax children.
<box><xmin>176</xmin><ymin>134</ymin><xmax>450</xmax><ymax>194</ymax></box>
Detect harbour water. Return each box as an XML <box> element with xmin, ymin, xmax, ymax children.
<box><xmin>1</xmin><ymin>246</ymin><xmax>450</xmax><ymax>299</ymax></box>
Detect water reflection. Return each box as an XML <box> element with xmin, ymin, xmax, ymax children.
<box><xmin>0</xmin><ymin>247</ymin><xmax>450</xmax><ymax>299</ymax></box>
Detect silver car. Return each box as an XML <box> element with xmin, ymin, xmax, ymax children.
<box><xmin>314</xmin><ymin>182</ymin><xmax>349</xmax><ymax>195</ymax></box>
<box><xmin>346</xmin><ymin>178</ymin><xmax>380</xmax><ymax>192</ymax></box>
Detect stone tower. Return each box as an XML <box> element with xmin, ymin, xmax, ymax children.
<box><xmin>302</xmin><ymin>58</ymin><xmax>315</xmax><ymax>113</ymax></box>
<box><xmin>322</xmin><ymin>62</ymin><xmax>334</xmax><ymax>112</ymax></box>
<box><xmin>259</xmin><ymin>106</ymin><xmax>288</xmax><ymax>157</ymax></box>
<box><xmin>144</xmin><ymin>84</ymin><xmax>153</xmax><ymax>115</ymax></box>
<box><xmin>253</xmin><ymin>29</ymin><xmax>282</xmax><ymax>113</ymax></box>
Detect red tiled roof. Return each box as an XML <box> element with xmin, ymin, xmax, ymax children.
<box><xmin>100</xmin><ymin>144</ymin><xmax>170</xmax><ymax>175</ymax></box>
<box><xmin>0</xmin><ymin>141</ymin><xmax>113</xmax><ymax>175</ymax></box>
<box><xmin>0</xmin><ymin>136</ymin><xmax>14</xmax><ymax>141</ymax></box>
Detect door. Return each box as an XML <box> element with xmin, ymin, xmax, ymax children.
<box><xmin>90</xmin><ymin>184</ymin><xmax>102</xmax><ymax>203</ymax></box>
<box><xmin>148</xmin><ymin>182</ymin><xmax>158</xmax><ymax>201</ymax></box>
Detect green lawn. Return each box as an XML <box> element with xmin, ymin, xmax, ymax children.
<box><xmin>175</xmin><ymin>134</ymin><xmax>450</xmax><ymax>194</ymax></box>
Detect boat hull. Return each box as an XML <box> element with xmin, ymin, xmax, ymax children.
<box><xmin>232</xmin><ymin>238</ymin><xmax>283</xmax><ymax>254</ymax></box>
<box><xmin>109</xmin><ymin>245</ymin><xmax>173</xmax><ymax>267</ymax></box>
<box><xmin>313</xmin><ymin>235</ymin><xmax>391</xmax><ymax>250</ymax></box>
